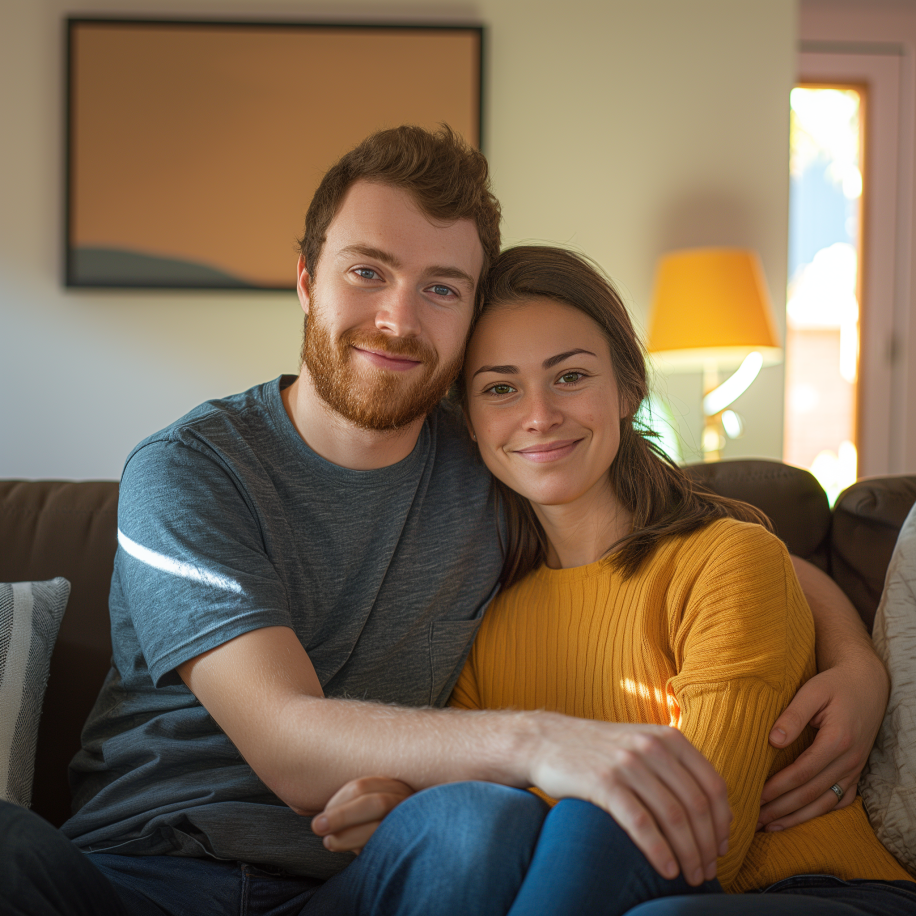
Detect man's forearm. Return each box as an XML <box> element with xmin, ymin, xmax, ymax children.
<box><xmin>181</xmin><ymin>626</ymin><xmax>540</xmax><ymax>813</ymax></box>
<box><xmin>266</xmin><ymin>696</ymin><xmax>538</xmax><ymax>813</ymax></box>
<box><xmin>267</xmin><ymin>692</ymin><xmax>733</xmax><ymax>888</ymax></box>
<box><xmin>790</xmin><ymin>556</ymin><xmax>886</xmax><ymax>675</ymax></box>
<box><xmin>759</xmin><ymin>557</ymin><xmax>891</xmax><ymax>830</ymax></box>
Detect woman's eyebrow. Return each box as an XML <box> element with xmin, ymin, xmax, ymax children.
<box><xmin>543</xmin><ymin>349</ymin><xmax>597</xmax><ymax>369</ymax></box>
<box><xmin>472</xmin><ymin>363</ymin><xmax>517</xmax><ymax>379</ymax></box>
<box><xmin>472</xmin><ymin>349</ymin><xmax>597</xmax><ymax>380</ymax></box>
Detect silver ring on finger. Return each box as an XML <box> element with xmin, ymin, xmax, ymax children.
<box><xmin>829</xmin><ymin>783</ymin><xmax>844</xmax><ymax>802</ymax></box>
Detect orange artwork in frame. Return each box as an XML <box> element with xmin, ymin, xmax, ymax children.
<box><xmin>66</xmin><ymin>18</ymin><xmax>483</xmax><ymax>289</ymax></box>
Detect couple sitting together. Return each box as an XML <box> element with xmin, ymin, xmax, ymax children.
<box><xmin>3</xmin><ymin>125</ymin><xmax>914</xmax><ymax>916</ymax></box>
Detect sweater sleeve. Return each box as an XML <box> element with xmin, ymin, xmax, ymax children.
<box><xmin>664</xmin><ymin>522</ymin><xmax>816</xmax><ymax>889</ymax></box>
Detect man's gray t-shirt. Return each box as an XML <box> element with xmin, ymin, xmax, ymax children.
<box><xmin>62</xmin><ymin>377</ymin><xmax>503</xmax><ymax>879</ymax></box>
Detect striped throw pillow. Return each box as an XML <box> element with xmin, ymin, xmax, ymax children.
<box><xmin>0</xmin><ymin>579</ymin><xmax>69</xmax><ymax>808</ymax></box>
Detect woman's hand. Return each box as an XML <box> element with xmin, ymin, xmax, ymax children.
<box><xmin>757</xmin><ymin>649</ymin><xmax>888</xmax><ymax>832</ymax></box>
<box><xmin>311</xmin><ymin>777</ymin><xmax>414</xmax><ymax>854</ymax></box>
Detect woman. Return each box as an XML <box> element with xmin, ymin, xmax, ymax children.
<box><xmin>321</xmin><ymin>246</ymin><xmax>915</xmax><ymax>915</ymax></box>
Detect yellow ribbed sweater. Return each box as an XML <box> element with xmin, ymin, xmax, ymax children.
<box><xmin>450</xmin><ymin>518</ymin><xmax>911</xmax><ymax>892</ymax></box>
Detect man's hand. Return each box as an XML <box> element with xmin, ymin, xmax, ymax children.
<box><xmin>312</xmin><ymin>777</ymin><xmax>414</xmax><ymax>854</ymax></box>
<box><xmin>758</xmin><ymin>660</ymin><xmax>887</xmax><ymax>831</ymax></box>
<box><xmin>758</xmin><ymin>557</ymin><xmax>890</xmax><ymax>832</ymax></box>
<box><xmin>528</xmin><ymin>715</ymin><xmax>732</xmax><ymax>886</ymax></box>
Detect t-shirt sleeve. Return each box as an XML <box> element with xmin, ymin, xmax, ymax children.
<box><xmin>116</xmin><ymin>436</ymin><xmax>293</xmax><ymax>687</ymax></box>
<box><xmin>664</xmin><ymin>523</ymin><xmax>816</xmax><ymax>888</ymax></box>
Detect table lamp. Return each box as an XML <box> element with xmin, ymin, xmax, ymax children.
<box><xmin>647</xmin><ymin>248</ymin><xmax>782</xmax><ymax>461</ymax></box>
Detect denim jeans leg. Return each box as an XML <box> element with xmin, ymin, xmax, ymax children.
<box><xmin>0</xmin><ymin>800</ymin><xmax>130</xmax><ymax>916</ymax></box>
<box><xmin>91</xmin><ymin>854</ymin><xmax>326</xmax><ymax>916</ymax></box>
<box><xmin>303</xmin><ymin>782</ymin><xmax>549</xmax><ymax>916</ymax></box>
<box><xmin>507</xmin><ymin>798</ymin><xmax>722</xmax><ymax>916</ymax></box>
<box><xmin>625</xmin><ymin>878</ymin><xmax>916</xmax><ymax>916</ymax></box>
<box><xmin>90</xmin><ymin>852</ymin><xmax>245</xmax><ymax>915</ymax></box>
<box><xmin>627</xmin><ymin>898</ymin><xmax>862</xmax><ymax>916</ymax></box>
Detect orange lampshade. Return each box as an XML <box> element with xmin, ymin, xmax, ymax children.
<box><xmin>647</xmin><ymin>248</ymin><xmax>782</xmax><ymax>371</ymax></box>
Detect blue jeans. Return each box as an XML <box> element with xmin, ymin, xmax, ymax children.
<box><xmin>306</xmin><ymin>786</ymin><xmax>718</xmax><ymax>916</ymax></box>
<box><xmin>8</xmin><ymin>789</ymin><xmax>912</xmax><ymax>915</ymax></box>
<box><xmin>0</xmin><ymin>786</ymin><xmax>713</xmax><ymax>915</ymax></box>
<box><xmin>627</xmin><ymin>875</ymin><xmax>916</xmax><ymax>916</ymax></box>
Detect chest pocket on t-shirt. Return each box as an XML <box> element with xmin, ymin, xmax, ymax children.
<box><xmin>427</xmin><ymin>582</ymin><xmax>501</xmax><ymax>706</ymax></box>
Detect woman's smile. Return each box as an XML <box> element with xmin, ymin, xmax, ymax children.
<box><xmin>512</xmin><ymin>438</ymin><xmax>583</xmax><ymax>463</ymax></box>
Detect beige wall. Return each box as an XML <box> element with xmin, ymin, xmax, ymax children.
<box><xmin>1</xmin><ymin>0</ymin><xmax>796</xmax><ymax>479</ymax></box>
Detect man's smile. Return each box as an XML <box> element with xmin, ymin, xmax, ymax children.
<box><xmin>353</xmin><ymin>346</ymin><xmax>424</xmax><ymax>372</ymax></box>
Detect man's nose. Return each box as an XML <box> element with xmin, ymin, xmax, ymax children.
<box><xmin>375</xmin><ymin>287</ymin><xmax>421</xmax><ymax>338</ymax></box>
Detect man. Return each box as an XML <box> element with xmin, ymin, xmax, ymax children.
<box><xmin>2</xmin><ymin>126</ymin><xmax>888</xmax><ymax>915</ymax></box>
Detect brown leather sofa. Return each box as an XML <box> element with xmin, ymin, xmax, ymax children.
<box><xmin>2</xmin><ymin>459</ymin><xmax>915</xmax><ymax>830</ymax></box>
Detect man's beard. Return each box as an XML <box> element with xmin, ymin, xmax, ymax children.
<box><xmin>302</xmin><ymin>298</ymin><xmax>464</xmax><ymax>432</ymax></box>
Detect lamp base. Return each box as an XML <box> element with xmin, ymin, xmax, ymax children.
<box><xmin>702</xmin><ymin>415</ymin><xmax>724</xmax><ymax>462</ymax></box>
<box><xmin>702</xmin><ymin>363</ymin><xmax>723</xmax><ymax>462</ymax></box>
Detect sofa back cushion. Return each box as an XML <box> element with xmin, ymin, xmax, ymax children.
<box><xmin>685</xmin><ymin>459</ymin><xmax>832</xmax><ymax>569</ymax></box>
<box><xmin>832</xmin><ymin>476</ymin><xmax>916</xmax><ymax>631</ymax></box>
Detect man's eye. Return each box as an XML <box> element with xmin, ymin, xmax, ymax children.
<box><xmin>354</xmin><ymin>268</ymin><xmax>378</xmax><ymax>280</ymax></box>
<box><xmin>430</xmin><ymin>284</ymin><xmax>455</xmax><ymax>297</ymax></box>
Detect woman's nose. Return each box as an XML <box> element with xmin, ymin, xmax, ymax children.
<box><xmin>523</xmin><ymin>390</ymin><xmax>563</xmax><ymax>433</ymax></box>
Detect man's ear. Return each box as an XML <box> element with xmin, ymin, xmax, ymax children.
<box><xmin>296</xmin><ymin>255</ymin><xmax>312</xmax><ymax>315</ymax></box>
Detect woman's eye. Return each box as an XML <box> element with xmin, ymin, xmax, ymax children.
<box><xmin>486</xmin><ymin>383</ymin><xmax>515</xmax><ymax>396</ymax></box>
<box><xmin>559</xmin><ymin>371</ymin><xmax>584</xmax><ymax>384</ymax></box>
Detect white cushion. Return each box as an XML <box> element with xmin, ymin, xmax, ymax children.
<box><xmin>861</xmin><ymin>503</ymin><xmax>916</xmax><ymax>877</ymax></box>
<box><xmin>0</xmin><ymin>578</ymin><xmax>70</xmax><ymax>807</ymax></box>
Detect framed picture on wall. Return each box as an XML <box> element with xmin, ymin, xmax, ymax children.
<box><xmin>65</xmin><ymin>18</ymin><xmax>484</xmax><ymax>290</ymax></box>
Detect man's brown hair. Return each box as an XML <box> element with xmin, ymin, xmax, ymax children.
<box><xmin>297</xmin><ymin>124</ymin><xmax>501</xmax><ymax>316</ymax></box>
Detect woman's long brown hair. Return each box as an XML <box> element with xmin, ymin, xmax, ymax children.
<box><xmin>466</xmin><ymin>245</ymin><xmax>772</xmax><ymax>589</ymax></box>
